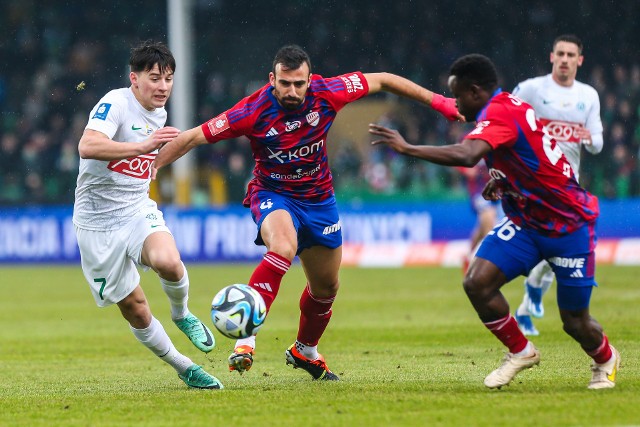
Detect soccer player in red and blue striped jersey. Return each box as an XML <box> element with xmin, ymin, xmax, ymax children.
<box><xmin>154</xmin><ymin>45</ymin><xmax>461</xmax><ymax>381</ymax></box>
<box><xmin>369</xmin><ymin>53</ymin><xmax>619</xmax><ymax>390</ymax></box>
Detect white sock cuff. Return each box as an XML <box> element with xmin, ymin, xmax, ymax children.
<box><xmin>160</xmin><ymin>262</ymin><xmax>189</xmax><ymax>287</ymax></box>
<box><xmin>235</xmin><ymin>335</ymin><xmax>256</xmax><ymax>349</ymax></box>
<box><xmin>129</xmin><ymin>316</ymin><xmax>161</xmax><ymax>339</ymax></box>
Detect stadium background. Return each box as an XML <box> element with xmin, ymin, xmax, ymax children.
<box><xmin>1</xmin><ymin>0</ymin><xmax>639</xmax><ymax>264</ymax></box>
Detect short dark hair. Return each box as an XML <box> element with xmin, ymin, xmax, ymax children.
<box><xmin>272</xmin><ymin>44</ymin><xmax>311</xmax><ymax>74</ymax></box>
<box><xmin>553</xmin><ymin>34</ymin><xmax>583</xmax><ymax>54</ymax></box>
<box><xmin>129</xmin><ymin>40</ymin><xmax>176</xmax><ymax>74</ymax></box>
<box><xmin>449</xmin><ymin>54</ymin><xmax>498</xmax><ymax>91</ymax></box>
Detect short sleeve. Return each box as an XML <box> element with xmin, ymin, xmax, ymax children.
<box><xmin>316</xmin><ymin>72</ymin><xmax>369</xmax><ymax>111</ymax></box>
<box><xmin>464</xmin><ymin>103</ymin><xmax>518</xmax><ymax>149</ymax></box>
<box><xmin>201</xmin><ymin>98</ymin><xmax>253</xmax><ymax>143</ymax></box>
<box><xmin>85</xmin><ymin>93</ymin><xmax>124</xmax><ymax>139</ymax></box>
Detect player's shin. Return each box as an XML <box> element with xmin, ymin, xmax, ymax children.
<box><xmin>484</xmin><ymin>314</ymin><xmax>529</xmax><ymax>354</ymax></box>
<box><xmin>585</xmin><ymin>334</ymin><xmax>613</xmax><ymax>364</ymax></box>
<box><xmin>130</xmin><ymin>316</ymin><xmax>192</xmax><ymax>372</ymax></box>
<box><xmin>296</xmin><ymin>284</ymin><xmax>335</xmax><ymax>359</ymax></box>
<box><xmin>160</xmin><ymin>262</ymin><xmax>189</xmax><ymax>320</ymax></box>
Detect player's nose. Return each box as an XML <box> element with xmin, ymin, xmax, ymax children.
<box><xmin>286</xmin><ymin>87</ymin><xmax>297</xmax><ymax>97</ymax></box>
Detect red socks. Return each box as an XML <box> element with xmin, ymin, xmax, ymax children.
<box><xmin>485</xmin><ymin>315</ymin><xmax>613</xmax><ymax>364</ymax></box>
<box><xmin>297</xmin><ymin>285</ymin><xmax>335</xmax><ymax>346</ymax></box>
<box><xmin>484</xmin><ymin>314</ymin><xmax>528</xmax><ymax>354</ymax></box>
<box><xmin>249</xmin><ymin>252</ymin><xmax>336</xmax><ymax>347</ymax></box>
<box><xmin>248</xmin><ymin>251</ymin><xmax>291</xmax><ymax>312</ymax></box>
<box><xmin>586</xmin><ymin>334</ymin><xmax>613</xmax><ymax>364</ymax></box>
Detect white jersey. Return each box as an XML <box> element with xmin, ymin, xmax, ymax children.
<box><xmin>73</xmin><ymin>88</ymin><xmax>167</xmax><ymax>230</ymax></box>
<box><xmin>513</xmin><ymin>74</ymin><xmax>603</xmax><ymax>181</ymax></box>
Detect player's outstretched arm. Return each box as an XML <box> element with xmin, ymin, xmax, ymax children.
<box><xmin>78</xmin><ymin>127</ymin><xmax>180</xmax><ymax>161</ymax></box>
<box><xmin>363</xmin><ymin>72</ymin><xmax>464</xmax><ymax>122</ymax></box>
<box><xmin>155</xmin><ymin>126</ymin><xmax>208</xmax><ymax>170</ymax></box>
<box><xmin>369</xmin><ymin>123</ymin><xmax>490</xmax><ymax>167</ymax></box>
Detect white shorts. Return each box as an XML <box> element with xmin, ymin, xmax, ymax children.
<box><xmin>75</xmin><ymin>205</ymin><xmax>172</xmax><ymax>307</ymax></box>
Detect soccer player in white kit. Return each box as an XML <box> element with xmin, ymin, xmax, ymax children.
<box><xmin>512</xmin><ymin>34</ymin><xmax>604</xmax><ymax>336</ymax></box>
<box><xmin>73</xmin><ymin>41</ymin><xmax>222</xmax><ymax>389</ymax></box>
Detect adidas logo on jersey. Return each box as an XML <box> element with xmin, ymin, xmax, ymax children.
<box><xmin>266</xmin><ymin>127</ymin><xmax>278</xmax><ymax>137</ymax></box>
<box><xmin>570</xmin><ymin>269</ymin><xmax>584</xmax><ymax>278</ymax></box>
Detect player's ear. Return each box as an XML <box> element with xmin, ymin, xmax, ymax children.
<box><xmin>129</xmin><ymin>71</ymin><xmax>138</xmax><ymax>87</ymax></box>
<box><xmin>470</xmin><ymin>83</ymin><xmax>482</xmax><ymax>99</ymax></box>
<box><xmin>577</xmin><ymin>55</ymin><xmax>584</xmax><ymax>67</ymax></box>
<box><xmin>269</xmin><ymin>72</ymin><xmax>275</xmax><ymax>87</ymax></box>
<box><xmin>549</xmin><ymin>52</ymin><xmax>554</xmax><ymax>64</ymax></box>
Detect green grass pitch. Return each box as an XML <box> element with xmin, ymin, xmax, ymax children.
<box><xmin>1</xmin><ymin>264</ymin><xmax>638</xmax><ymax>426</ymax></box>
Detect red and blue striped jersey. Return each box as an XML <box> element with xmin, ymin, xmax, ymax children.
<box><xmin>201</xmin><ymin>72</ymin><xmax>369</xmax><ymax>204</ymax></box>
<box><xmin>464</xmin><ymin>90</ymin><xmax>599</xmax><ymax>236</ymax></box>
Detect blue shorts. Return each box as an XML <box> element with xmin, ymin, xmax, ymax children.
<box><xmin>476</xmin><ymin>217</ymin><xmax>597</xmax><ymax>310</ymax></box>
<box><xmin>247</xmin><ymin>191</ymin><xmax>341</xmax><ymax>255</ymax></box>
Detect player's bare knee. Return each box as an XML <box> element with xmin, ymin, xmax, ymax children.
<box><xmin>267</xmin><ymin>244</ymin><xmax>296</xmax><ymax>262</ymax></box>
<box><xmin>128</xmin><ymin>310</ymin><xmax>152</xmax><ymax>329</ymax></box>
<box><xmin>311</xmin><ymin>279</ymin><xmax>339</xmax><ymax>297</ymax></box>
<box><xmin>561</xmin><ymin>317</ymin><xmax>584</xmax><ymax>339</ymax></box>
<box><xmin>153</xmin><ymin>255</ymin><xmax>183</xmax><ymax>281</ymax></box>
<box><xmin>462</xmin><ymin>275</ymin><xmax>482</xmax><ymax>299</ymax></box>
<box><xmin>118</xmin><ymin>297</ymin><xmax>151</xmax><ymax>328</ymax></box>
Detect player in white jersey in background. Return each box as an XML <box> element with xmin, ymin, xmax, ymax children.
<box><xmin>73</xmin><ymin>41</ymin><xmax>222</xmax><ymax>389</ymax></box>
<box><xmin>512</xmin><ymin>34</ymin><xmax>603</xmax><ymax>336</ymax></box>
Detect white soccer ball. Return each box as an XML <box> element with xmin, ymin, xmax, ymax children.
<box><xmin>210</xmin><ymin>284</ymin><xmax>267</xmax><ymax>339</ymax></box>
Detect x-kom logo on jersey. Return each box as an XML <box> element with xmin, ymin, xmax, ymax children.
<box><xmin>266</xmin><ymin>140</ymin><xmax>325</xmax><ymax>164</ymax></box>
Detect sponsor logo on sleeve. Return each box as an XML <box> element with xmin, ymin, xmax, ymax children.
<box><xmin>92</xmin><ymin>103</ymin><xmax>111</xmax><ymax>120</ymax></box>
<box><xmin>207</xmin><ymin>113</ymin><xmax>230</xmax><ymax>136</ymax></box>
<box><xmin>340</xmin><ymin>74</ymin><xmax>364</xmax><ymax>93</ymax></box>
<box><xmin>469</xmin><ymin>120</ymin><xmax>490</xmax><ymax>135</ymax></box>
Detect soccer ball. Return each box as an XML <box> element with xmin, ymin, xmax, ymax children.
<box><xmin>210</xmin><ymin>284</ymin><xmax>267</xmax><ymax>339</ymax></box>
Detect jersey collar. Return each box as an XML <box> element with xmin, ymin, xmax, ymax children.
<box><xmin>476</xmin><ymin>87</ymin><xmax>502</xmax><ymax>121</ymax></box>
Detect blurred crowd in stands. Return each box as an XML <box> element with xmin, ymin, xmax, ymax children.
<box><xmin>1</xmin><ymin>0</ymin><xmax>639</xmax><ymax>205</ymax></box>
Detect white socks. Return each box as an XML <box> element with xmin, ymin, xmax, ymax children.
<box><xmin>235</xmin><ymin>335</ymin><xmax>256</xmax><ymax>350</ymax></box>
<box><xmin>160</xmin><ymin>262</ymin><xmax>190</xmax><ymax>320</ymax></box>
<box><xmin>514</xmin><ymin>341</ymin><xmax>533</xmax><ymax>357</ymax></box>
<box><xmin>295</xmin><ymin>340</ymin><xmax>319</xmax><ymax>360</ymax></box>
<box><xmin>130</xmin><ymin>316</ymin><xmax>193</xmax><ymax>374</ymax></box>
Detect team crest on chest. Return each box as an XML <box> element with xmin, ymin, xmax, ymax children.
<box><xmin>306</xmin><ymin>111</ymin><xmax>320</xmax><ymax>127</ymax></box>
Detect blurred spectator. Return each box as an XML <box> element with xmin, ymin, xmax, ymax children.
<box><xmin>1</xmin><ymin>0</ymin><xmax>639</xmax><ymax>205</ymax></box>
<box><xmin>224</xmin><ymin>150</ymin><xmax>252</xmax><ymax>204</ymax></box>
